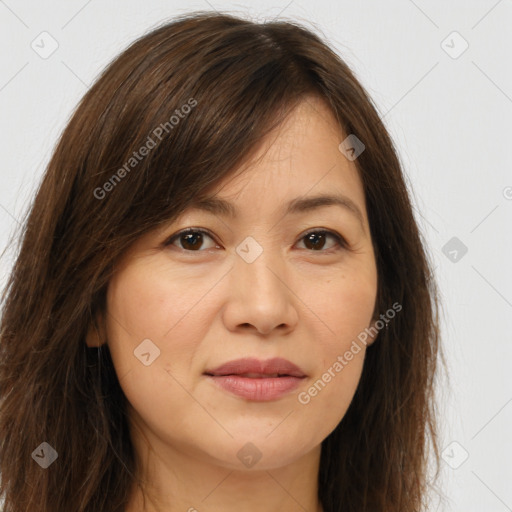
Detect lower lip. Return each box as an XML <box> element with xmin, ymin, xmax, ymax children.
<box><xmin>207</xmin><ymin>375</ymin><xmax>304</xmax><ymax>401</ymax></box>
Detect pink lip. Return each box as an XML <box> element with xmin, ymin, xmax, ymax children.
<box><xmin>204</xmin><ymin>357</ymin><xmax>307</xmax><ymax>401</ymax></box>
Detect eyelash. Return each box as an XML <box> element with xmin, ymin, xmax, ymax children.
<box><xmin>164</xmin><ymin>227</ymin><xmax>348</xmax><ymax>255</ymax></box>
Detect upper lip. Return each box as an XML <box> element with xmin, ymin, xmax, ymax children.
<box><xmin>205</xmin><ymin>357</ymin><xmax>307</xmax><ymax>378</ymax></box>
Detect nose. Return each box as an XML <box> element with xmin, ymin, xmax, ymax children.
<box><xmin>221</xmin><ymin>244</ymin><xmax>299</xmax><ymax>337</ymax></box>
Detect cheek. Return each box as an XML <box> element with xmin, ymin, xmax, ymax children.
<box><xmin>305</xmin><ymin>257</ymin><xmax>377</xmax><ymax>351</ymax></box>
<box><xmin>293</xmin><ymin>342</ymin><xmax>366</xmax><ymax>449</ymax></box>
<box><xmin>105</xmin><ymin>260</ymin><xmax>218</xmax><ymax>357</ymax></box>
<box><xmin>103</xmin><ymin>263</ymin><xmax>218</xmax><ymax>439</ymax></box>
<box><xmin>289</xmin><ymin>258</ymin><xmax>376</xmax><ymax>427</ymax></box>
<box><xmin>103</xmin><ymin>259</ymin><xmax>226</xmax><ymax>404</ymax></box>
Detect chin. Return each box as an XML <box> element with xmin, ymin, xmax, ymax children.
<box><xmin>201</xmin><ymin>429</ymin><xmax>318</xmax><ymax>472</ymax></box>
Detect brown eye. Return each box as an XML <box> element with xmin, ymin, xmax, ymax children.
<box><xmin>298</xmin><ymin>230</ymin><xmax>347</xmax><ymax>252</ymax></box>
<box><xmin>166</xmin><ymin>229</ymin><xmax>217</xmax><ymax>251</ymax></box>
<box><xmin>164</xmin><ymin>228</ymin><xmax>347</xmax><ymax>254</ymax></box>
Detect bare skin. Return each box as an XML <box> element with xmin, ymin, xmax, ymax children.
<box><xmin>87</xmin><ymin>95</ymin><xmax>379</xmax><ymax>512</ymax></box>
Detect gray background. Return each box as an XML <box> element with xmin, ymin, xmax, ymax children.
<box><xmin>0</xmin><ymin>1</ymin><xmax>511</xmax><ymax>510</ymax></box>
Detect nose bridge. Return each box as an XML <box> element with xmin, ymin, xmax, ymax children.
<box><xmin>225</xmin><ymin>234</ymin><xmax>297</xmax><ymax>334</ymax></box>
<box><xmin>234</xmin><ymin>234</ymin><xmax>284</xmax><ymax>296</ymax></box>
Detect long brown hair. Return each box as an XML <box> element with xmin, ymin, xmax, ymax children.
<box><xmin>0</xmin><ymin>11</ymin><xmax>443</xmax><ymax>512</ymax></box>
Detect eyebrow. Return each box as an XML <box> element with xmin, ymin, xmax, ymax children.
<box><xmin>189</xmin><ymin>193</ymin><xmax>365</xmax><ymax>229</ymax></box>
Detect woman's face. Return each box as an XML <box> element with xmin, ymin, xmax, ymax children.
<box><xmin>89</xmin><ymin>96</ymin><xmax>378</xmax><ymax>472</ymax></box>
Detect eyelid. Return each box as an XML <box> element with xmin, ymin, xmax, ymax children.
<box><xmin>164</xmin><ymin>227</ymin><xmax>350</xmax><ymax>253</ymax></box>
<box><xmin>301</xmin><ymin>228</ymin><xmax>348</xmax><ymax>248</ymax></box>
<box><xmin>164</xmin><ymin>227</ymin><xmax>219</xmax><ymax>249</ymax></box>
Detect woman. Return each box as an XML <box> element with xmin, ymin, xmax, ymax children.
<box><xmin>0</xmin><ymin>10</ymin><xmax>442</xmax><ymax>512</ymax></box>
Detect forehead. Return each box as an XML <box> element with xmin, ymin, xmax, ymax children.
<box><xmin>193</xmin><ymin>96</ymin><xmax>367</xmax><ymax>221</ymax></box>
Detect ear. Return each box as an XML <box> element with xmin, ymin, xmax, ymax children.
<box><xmin>85</xmin><ymin>309</ymin><xmax>107</xmax><ymax>347</ymax></box>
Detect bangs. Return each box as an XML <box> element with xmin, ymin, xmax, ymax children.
<box><xmin>85</xmin><ymin>19</ymin><xmax>320</xmax><ymax>240</ymax></box>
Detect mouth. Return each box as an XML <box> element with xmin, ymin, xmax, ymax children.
<box><xmin>218</xmin><ymin>372</ymin><xmax>292</xmax><ymax>378</ymax></box>
<box><xmin>204</xmin><ymin>357</ymin><xmax>307</xmax><ymax>378</ymax></box>
<box><xmin>204</xmin><ymin>357</ymin><xmax>307</xmax><ymax>401</ymax></box>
